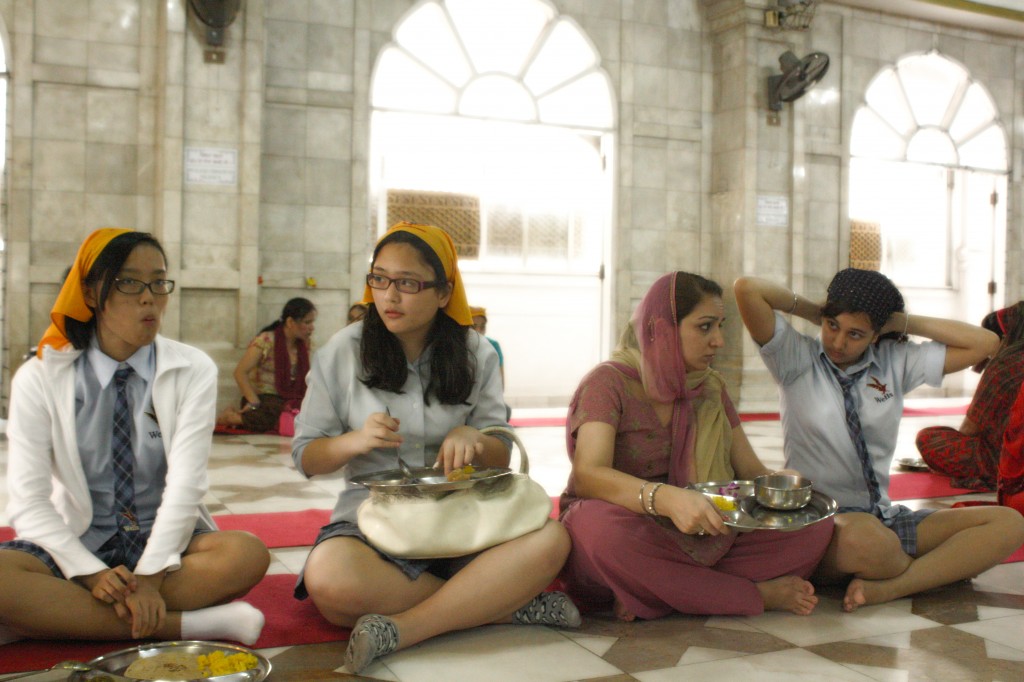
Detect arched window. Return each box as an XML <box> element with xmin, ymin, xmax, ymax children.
<box><xmin>849</xmin><ymin>51</ymin><xmax>1008</xmax><ymax>396</ymax></box>
<box><xmin>851</xmin><ymin>51</ymin><xmax>1006</xmax><ymax>171</ymax></box>
<box><xmin>370</xmin><ymin>0</ymin><xmax>614</xmax><ymax>273</ymax></box>
<box><xmin>369</xmin><ymin>0</ymin><xmax>616</xmax><ymax>406</ymax></box>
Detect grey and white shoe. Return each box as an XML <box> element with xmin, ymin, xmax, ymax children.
<box><xmin>512</xmin><ymin>591</ymin><xmax>582</xmax><ymax>628</ymax></box>
<box><xmin>346</xmin><ymin>613</ymin><xmax>400</xmax><ymax>673</ymax></box>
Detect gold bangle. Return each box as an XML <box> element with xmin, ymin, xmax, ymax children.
<box><xmin>638</xmin><ymin>481</ymin><xmax>652</xmax><ymax>514</ymax></box>
<box><xmin>787</xmin><ymin>292</ymin><xmax>798</xmax><ymax>314</ymax></box>
<box><xmin>648</xmin><ymin>482</ymin><xmax>665</xmax><ymax>516</ymax></box>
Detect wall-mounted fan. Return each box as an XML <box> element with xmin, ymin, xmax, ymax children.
<box><xmin>767</xmin><ymin>51</ymin><xmax>830</xmax><ymax>111</ymax></box>
<box><xmin>189</xmin><ymin>0</ymin><xmax>241</xmax><ymax>47</ymax></box>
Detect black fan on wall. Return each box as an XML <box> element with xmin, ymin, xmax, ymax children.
<box><xmin>767</xmin><ymin>50</ymin><xmax>830</xmax><ymax>112</ymax></box>
<box><xmin>189</xmin><ymin>0</ymin><xmax>241</xmax><ymax>47</ymax></box>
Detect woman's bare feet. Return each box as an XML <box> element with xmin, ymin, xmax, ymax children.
<box><xmin>613</xmin><ymin>597</ymin><xmax>636</xmax><ymax>622</ymax></box>
<box><xmin>755</xmin><ymin>575</ymin><xmax>818</xmax><ymax>615</ymax></box>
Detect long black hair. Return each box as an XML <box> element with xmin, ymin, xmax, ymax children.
<box><xmin>260</xmin><ymin>297</ymin><xmax>316</xmax><ymax>333</ymax></box>
<box><xmin>360</xmin><ymin>230</ymin><xmax>474</xmax><ymax>405</ymax></box>
<box><xmin>64</xmin><ymin>232</ymin><xmax>167</xmax><ymax>350</ymax></box>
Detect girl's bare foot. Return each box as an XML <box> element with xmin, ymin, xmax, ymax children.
<box><xmin>755</xmin><ymin>575</ymin><xmax>818</xmax><ymax>615</ymax></box>
<box><xmin>843</xmin><ymin>577</ymin><xmax>898</xmax><ymax>612</ymax></box>
<box><xmin>613</xmin><ymin>597</ymin><xmax>636</xmax><ymax>622</ymax></box>
<box><xmin>843</xmin><ymin>578</ymin><xmax>868</xmax><ymax>612</ymax></box>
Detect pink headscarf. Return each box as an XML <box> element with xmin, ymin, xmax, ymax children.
<box><xmin>610</xmin><ymin>272</ymin><xmax>708</xmax><ymax>486</ymax></box>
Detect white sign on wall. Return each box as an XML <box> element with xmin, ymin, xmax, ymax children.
<box><xmin>184</xmin><ymin>147</ymin><xmax>238</xmax><ymax>186</ymax></box>
<box><xmin>756</xmin><ymin>194</ymin><xmax>789</xmax><ymax>227</ymax></box>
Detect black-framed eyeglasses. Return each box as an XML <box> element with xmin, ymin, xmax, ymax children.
<box><xmin>366</xmin><ymin>273</ymin><xmax>441</xmax><ymax>294</ymax></box>
<box><xmin>114</xmin><ymin>277</ymin><xmax>176</xmax><ymax>295</ymax></box>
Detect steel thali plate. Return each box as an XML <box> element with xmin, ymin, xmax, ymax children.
<box><xmin>81</xmin><ymin>640</ymin><xmax>270</xmax><ymax>682</ymax></box>
<box><xmin>692</xmin><ymin>480</ymin><xmax>837</xmax><ymax>532</ymax></box>
<box><xmin>351</xmin><ymin>466</ymin><xmax>513</xmax><ymax>495</ymax></box>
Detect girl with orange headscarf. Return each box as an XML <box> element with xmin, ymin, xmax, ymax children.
<box><xmin>0</xmin><ymin>229</ymin><xmax>269</xmax><ymax>647</ymax></box>
<box><xmin>291</xmin><ymin>223</ymin><xmax>578</xmax><ymax>674</ymax></box>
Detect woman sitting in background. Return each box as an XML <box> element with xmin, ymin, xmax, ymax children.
<box><xmin>217</xmin><ymin>297</ymin><xmax>317</xmax><ymax>432</ymax></box>
<box><xmin>916</xmin><ymin>302</ymin><xmax>1024</xmax><ymax>490</ymax></box>
<box><xmin>0</xmin><ymin>228</ymin><xmax>269</xmax><ymax>646</ymax></box>
<box><xmin>292</xmin><ymin>222</ymin><xmax>577</xmax><ymax>674</ymax></box>
<box><xmin>559</xmin><ymin>272</ymin><xmax>834</xmax><ymax>621</ymax></box>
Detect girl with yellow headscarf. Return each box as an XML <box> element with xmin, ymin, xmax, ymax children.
<box><xmin>292</xmin><ymin>222</ymin><xmax>578</xmax><ymax>674</ymax></box>
<box><xmin>0</xmin><ymin>228</ymin><xmax>270</xmax><ymax>647</ymax></box>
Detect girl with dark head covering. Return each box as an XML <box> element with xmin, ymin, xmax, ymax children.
<box><xmin>0</xmin><ymin>228</ymin><xmax>270</xmax><ymax>646</ymax></box>
<box><xmin>559</xmin><ymin>272</ymin><xmax>834</xmax><ymax>621</ymax></box>
<box><xmin>217</xmin><ymin>297</ymin><xmax>317</xmax><ymax>432</ymax></box>
<box><xmin>735</xmin><ymin>271</ymin><xmax>1024</xmax><ymax>613</ymax></box>
<box><xmin>915</xmin><ymin>301</ymin><xmax>1024</xmax><ymax>490</ymax></box>
<box><xmin>291</xmin><ymin>222</ymin><xmax>577</xmax><ymax>674</ymax></box>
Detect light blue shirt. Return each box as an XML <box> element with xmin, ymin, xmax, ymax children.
<box><xmin>292</xmin><ymin>322</ymin><xmax>510</xmax><ymax>523</ymax></box>
<box><xmin>75</xmin><ymin>342</ymin><xmax>164</xmax><ymax>553</ymax></box>
<box><xmin>758</xmin><ymin>313</ymin><xmax>945</xmax><ymax>509</ymax></box>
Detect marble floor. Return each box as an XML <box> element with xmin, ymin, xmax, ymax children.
<box><xmin>2</xmin><ymin>402</ymin><xmax>1024</xmax><ymax>681</ymax></box>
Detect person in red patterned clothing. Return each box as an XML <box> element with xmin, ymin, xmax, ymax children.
<box><xmin>915</xmin><ymin>302</ymin><xmax>1024</xmax><ymax>491</ymax></box>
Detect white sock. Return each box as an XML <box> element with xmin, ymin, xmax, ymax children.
<box><xmin>0</xmin><ymin>623</ymin><xmax>23</xmax><ymax>646</ymax></box>
<box><xmin>180</xmin><ymin>602</ymin><xmax>265</xmax><ymax>646</ymax></box>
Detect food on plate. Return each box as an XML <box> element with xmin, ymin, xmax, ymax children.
<box><xmin>124</xmin><ymin>652</ymin><xmax>201</xmax><ymax>680</ymax></box>
<box><xmin>709</xmin><ymin>495</ymin><xmax>737</xmax><ymax>511</ymax></box>
<box><xmin>446</xmin><ymin>465</ymin><xmax>476</xmax><ymax>482</ymax></box>
<box><xmin>123</xmin><ymin>649</ymin><xmax>259</xmax><ymax>680</ymax></box>
<box><xmin>198</xmin><ymin>650</ymin><xmax>260</xmax><ymax>677</ymax></box>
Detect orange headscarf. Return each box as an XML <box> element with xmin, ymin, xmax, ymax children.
<box><xmin>362</xmin><ymin>222</ymin><xmax>473</xmax><ymax>327</ymax></box>
<box><xmin>37</xmin><ymin>228</ymin><xmax>133</xmax><ymax>357</ymax></box>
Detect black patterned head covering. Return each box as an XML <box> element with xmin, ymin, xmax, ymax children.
<box><xmin>823</xmin><ymin>268</ymin><xmax>904</xmax><ymax>331</ymax></box>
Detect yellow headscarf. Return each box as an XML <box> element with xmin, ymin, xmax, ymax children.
<box><xmin>37</xmin><ymin>228</ymin><xmax>133</xmax><ymax>357</ymax></box>
<box><xmin>361</xmin><ymin>222</ymin><xmax>473</xmax><ymax>327</ymax></box>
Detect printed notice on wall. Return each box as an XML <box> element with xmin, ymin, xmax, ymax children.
<box><xmin>756</xmin><ymin>195</ymin><xmax>788</xmax><ymax>227</ymax></box>
<box><xmin>184</xmin><ymin>147</ymin><xmax>238</xmax><ymax>186</ymax></box>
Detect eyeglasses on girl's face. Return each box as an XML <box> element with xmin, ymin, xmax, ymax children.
<box><xmin>113</xmin><ymin>277</ymin><xmax>176</xmax><ymax>295</ymax></box>
<box><xmin>366</xmin><ymin>273</ymin><xmax>440</xmax><ymax>294</ymax></box>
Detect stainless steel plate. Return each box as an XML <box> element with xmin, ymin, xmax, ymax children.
<box><xmin>352</xmin><ymin>466</ymin><xmax>512</xmax><ymax>495</ymax></box>
<box><xmin>897</xmin><ymin>457</ymin><xmax>930</xmax><ymax>471</ymax></box>
<box><xmin>83</xmin><ymin>640</ymin><xmax>270</xmax><ymax>682</ymax></box>
<box><xmin>693</xmin><ymin>480</ymin><xmax>837</xmax><ymax>532</ymax></box>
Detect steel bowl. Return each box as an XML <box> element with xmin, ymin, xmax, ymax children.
<box><xmin>754</xmin><ymin>473</ymin><xmax>813</xmax><ymax>510</ymax></box>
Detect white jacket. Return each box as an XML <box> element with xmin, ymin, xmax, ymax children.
<box><xmin>6</xmin><ymin>335</ymin><xmax>218</xmax><ymax>579</ymax></box>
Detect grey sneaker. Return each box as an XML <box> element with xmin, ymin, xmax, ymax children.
<box><xmin>346</xmin><ymin>613</ymin><xmax>400</xmax><ymax>673</ymax></box>
<box><xmin>512</xmin><ymin>591</ymin><xmax>582</xmax><ymax>628</ymax></box>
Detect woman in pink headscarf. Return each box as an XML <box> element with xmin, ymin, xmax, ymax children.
<box><xmin>559</xmin><ymin>272</ymin><xmax>834</xmax><ymax>620</ymax></box>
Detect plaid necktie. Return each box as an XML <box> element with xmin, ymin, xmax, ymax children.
<box><xmin>112</xmin><ymin>365</ymin><xmax>144</xmax><ymax>567</ymax></box>
<box><xmin>828</xmin><ymin>362</ymin><xmax>882</xmax><ymax>510</ymax></box>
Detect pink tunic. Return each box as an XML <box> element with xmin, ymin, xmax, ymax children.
<box><xmin>559</xmin><ymin>363</ymin><xmax>833</xmax><ymax>618</ymax></box>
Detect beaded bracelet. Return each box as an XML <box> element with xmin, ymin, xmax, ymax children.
<box><xmin>648</xmin><ymin>482</ymin><xmax>665</xmax><ymax>516</ymax></box>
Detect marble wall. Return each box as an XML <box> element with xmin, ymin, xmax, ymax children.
<box><xmin>0</xmin><ymin>0</ymin><xmax>1021</xmax><ymax>411</ymax></box>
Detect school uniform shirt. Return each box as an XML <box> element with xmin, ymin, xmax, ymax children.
<box><xmin>758</xmin><ymin>313</ymin><xmax>946</xmax><ymax>509</ymax></box>
<box><xmin>6</xmin><ymin>336</ymin><xmax>218</xmax><ymax>579</ymax></box>
<box><xmin>292</xmin><ymin>322</ymin><xmax>509</xmax><ymax>524</ymax></box>
<box><xmin>76</xmin><ymin>342</ymin><xmax>166</xmax><ymax>554</ymax></box>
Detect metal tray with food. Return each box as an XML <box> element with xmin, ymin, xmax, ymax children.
<box><xmin>691</xmin><ymin>480</ymin><xmax>837</xmax><ymax>532</ymax></box>
<box><xmin>351</xmin><ymin>465</ymin><xmax>513</xmax><ymax>495</ymax></box>
<box><xmin>76</xmin><ymin>640</ymin><xmax>270</xmax><ymax>681</ymax></box>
